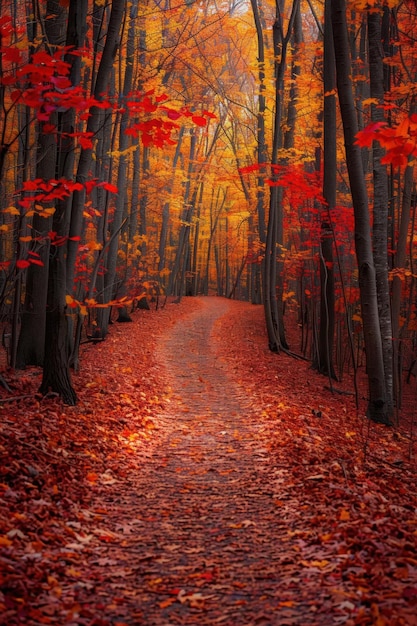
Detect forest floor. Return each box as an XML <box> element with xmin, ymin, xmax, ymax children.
<box><xmin>1</xmin><ymin>296</ymin><xmax>417</xmax><ymax>626</ymax></box>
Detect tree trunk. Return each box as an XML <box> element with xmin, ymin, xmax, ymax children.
<box><xmin>315</xmin><ymin>0</ymin><xmax>336</xmax><ymax>378</ymax></box>
<box><xmin>158</xmin><ymin>128</ymin><xmax>184</xmax><ymax>276</ymax></box>
<box><xmin>368</xmin><ymin>5</ymin><xmax>393</xmax><ymax>414</ymax></box>
<box><xmin>263</xmin><ymin>0</ymin><xmax>299</xmax><ymax>352</ymax></box>
<box><xmin>331</xmin><ymin>0</ymin><xmax>391</xmax><ymax>424</ymax></box>
<box><xmin>16</xmin><ymin>0</ymin><xmax>66</xmax><ymax>368</ymax></box>
<box><xmin>66</xmin><ymin>0</ymin><xmax>126</xmax><ymax>290</ymax></box>
<box><xmin>391</xmin><ymin>153</ymin><xmax>415</xmax><ymax>404</ymax></box>
<box><xmin>39</xmin><ymin>0</ymin><xmax>88</xmax><ymax>403</ymax></box>
<box><xmin>249</xmin><ymin>0</ymin><xmax>267</xmax><ymax>245</ymax></box>
<box><xmin>101</xmin><ymin>2</ymin><xmax>137</xmax><ymax>337</ymax></box>
<box><xmin>40</xmin><ymin>0</ymin><xmax>124</xmax><ymax>404</ymax></box>
<box><xmin>168</xmin><ymin>131</ymin><xmax>197</xmax><ymax>296</ymax></box>
<box><xmin>15</xmin><ymin>199</ymin><xmax>52</xmax><ymax>367</ymax></box>
<box><xmin>203</xmin><ymin>188</ymin><xmax>226</xmax><ymax>296</ymax></box>
<box><xmin>39</xmin><ymin>249</ymin><xmax>77</xmax><ymax>405</ymax></box>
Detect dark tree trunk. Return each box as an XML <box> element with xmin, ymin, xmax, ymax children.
<box><xmin>117</xmin><ymin>307</ymin><xmax>133</xmax><ymax>322</ymax></box>
<box><xmin>203</xmin><ymin>188</ymin><xmax>226</xmax><ymax>296</ymax></box>
<box><xmin>101</xmin><ymin>2</ymin><xmax>137</xmax><ymax>337</ymax></box>
<box><xmin>249</xmin><ymin>0</ymin><xmax>267</xmax><ymax>245</ymax></box>
<box><xmin>39</xmin><ymin>245</ymin><xmax>77</xmax><ymax>405</ymax></box>
<box><xmin>38</xmin><ymin>0</ymin><xmax>88</xmax><ymax>403</ymax></box>
<box><xmin>40</xmin><ymin>309</ymin><xmax>76</xmax><ymax>405</ymax></box>
<box><xmin>168</xmin><ymin>131</ymin><xmax>197</xmax><ymax>296</ymax></box>
<box><xmin>16</xmin><ymin>0</ymin><xmax>66</xmax><ymax>368</ymax></box>
<box><xmin>391</xmin><ymin>135</ymin><xmax>415</xmax><ymax>406</ymax></box>
<box><xmin>332</xmin><ymin>0</ymin><xmax>391</xmax><ymax>424</ymax></box>
<box><xmin>263</xmin><ymin>0</ymin><xmax>299</xmax><ymax>352</ymax></box>
<box><xmin>15</xmin><ymin>127</ymin><xmax>54</xmax><ymax>368</ymax></box>
<box><xmin>158</xmin><ymin>129</ymin><xmax>185</xmax><ymax>276</ymax></box>
<box><xmin>40</xmin><ymin>0</ymin><xmax>124</xmax><ymax>404</ymax></box>
<box><xmin>315</xmin><ymin>0</ymin><xmax>336</xmax><ymax>378</ymax></box>
<box><xmin>368</xmin><ymin>5</ymin><xmax>393</xmax><ymax>414</ymax></box>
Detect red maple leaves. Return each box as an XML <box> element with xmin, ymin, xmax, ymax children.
<box><xmin>1</xmin><ymin>37</ymin><xmax>216</xmax><ymax>275</ymax></box>
<box><xmin>356</xmin><ymin>114</ymin><xmax>417</xmax><ymax>168</ymax></box>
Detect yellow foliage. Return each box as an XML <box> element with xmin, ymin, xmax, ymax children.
<box><xmin>35</xmin><ymin>205</ymin><xmax>55</xmax><ymax>217</ymax></box>
<box><xmin>86</xmin><ymin>240</ymin><xmax>102</xmax><ymax>251</ymax></box>
<box><xmin>109</xmin><ymin>145</ymin><xmax>138</xmax><ymax>158</ymax></box>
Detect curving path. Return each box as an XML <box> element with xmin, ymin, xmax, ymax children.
<box><xmin>85</xmin><ymin>298</ymin><xmax>328</xmax><ymax>625</ymax></box>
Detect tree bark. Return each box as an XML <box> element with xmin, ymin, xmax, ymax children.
<box><xmin>332</xmin><ymin>0</ymin><xmax>391</xmax><ymax>424</ymax></box>
<box><xmin>168</xmin><ymin>131</ymin><xmax>197</xmax><ymax>297</ymax></box>
<box><xmin>158</xmin><ymin>128</ymin><xmax>185</xmax><ymax>276</ymax></box>
<box><xmin>39</xmin><ymin>254</ymin><xmax>77</xmax><ymax>405</ymax></box>
<box><xmin>39</xmin><ymin>0</ymin><xmax>88</xmax><ymax>403</ymax></box>
<box><xmin>368</xmin><ymin>5</ymin><xmax>393</xmax><ymax>414</ymax></box>
<box><xmin>101</xmin><ymin>2</ymin><xmax>137</xmax><ymax>337</ymax></box>
<box><xmin>15</xmin><ymin>141</ymin><xmax>54</xmax><ymax>368</ymax></box>
<box><xmin>263</xmin><ymin>0</ymin><xmax>299</xmax><ymax>352</ymax></box>
<box><xmin>315</xmin><ymin>0</ymin><xmax>336</xmax><ymax>378</ymax></box>
<box><xmin>203</xmin><ymin>188</ymin><xmax>226</xmax><ymax>296</ymax></box>
<box><xmin>66</xmin><ymin>0</ymin><xmax>126</xmax><ymax>290</ymax></box>
<box><xmin>249</xmin><ymin>0</ymin><xmax>267</xmax><ymax>246</ymax></box>
<box><xmin>40</xmin><ymin>0</ymin><xmax>124</xmax><ymax>403</ymax></box>
<box><xmin>16</xmin><ymin>0</ymin><xmax>66</xmax><ymax>368</ymax></box>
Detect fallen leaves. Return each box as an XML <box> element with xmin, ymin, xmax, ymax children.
<box><xmin>213</xmin><ymin>298</ymin><xmax>417</xmax><ymax>625</ymax></box>
<box><xmin>0</xmin><ymin>298</ymin><xmax>200</xmax><ymax>624</ymax></box>
<box><xmin>1</xmin><ymin>297</ymin><xmax>417</xmax><ymax>625</ymax></box>
<box><xmin>177</xmin><ymin>589</ymin><xmax>215</xmax><ymax>609</ymax></box>
<box><xmin>339</xmin><ymin>508</ymin><xmax>351</xmax><ymax>521</ymax></box>
<box><xmin>0</xmin><ymin>535</ymin><xmax>13</xmax><ymax>547</ymax></box>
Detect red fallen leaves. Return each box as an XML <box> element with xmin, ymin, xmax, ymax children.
<box><xmin>1</xmin><ymin>297</ymin><xmax>417</xmax><ymax>625</ymax></box>
<box><xmin>177</xmin><ymin>589</ymin><xmax>215</xmax><ymax>609</ymax></box>
<box><xmin>214</xmin><ymin>300</ymin><xmax>417</xmax><ymax>625</ymax></box>
<box><xmin>0</xmin><ymin>297</ymin><xmax>198</xmax><ymax>623</ymax></box>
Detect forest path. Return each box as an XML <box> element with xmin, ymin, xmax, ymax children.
<box><xmin>82</xmin><ymin>297</ymin><xmax>327</xmax><ymax>625</ymax></box>
<box><xmin>3</xmin><ymin>298</ymin><xmax>416</xmax><ymax>625</ymax></box>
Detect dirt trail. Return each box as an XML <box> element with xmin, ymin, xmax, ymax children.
<box><xmin>3</xmin><ymin>297</ymin><xmax>417</xmax><ymax>625</ymax></box>
<box><xmin>80</xmin><ymin>297</ymin><xmax>330</xmax><ymax>625</ymax></box>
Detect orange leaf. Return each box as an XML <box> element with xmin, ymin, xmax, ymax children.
<box><xmin>159</xmin><ymin>598</ymin><xmax>177</xmax><ymax>609</ymax></box>
<box><xmin>339</xmin><ymin>509</ymin><xmax>350</xmax><ymax>521</ymax></box>
<box><xmin>0</xmin><ymin>535</ymin><xmax>13</xmax><ymax>547</ymax></box>
<box><xmin>65</xmin><ymin>295</ymin><xmax>79</xmax><ymax>308</ymax></box>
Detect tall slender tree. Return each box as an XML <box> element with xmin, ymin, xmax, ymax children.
<box><xmin>263</xmin><ymin>0</ymin><xmax>299</xmax><ymax>352</ymax></box>
<box><xmin>314</xmin><ymin>0</ymin><xmax>336</xmax><ymax>378</ymax></box>
<box><xmin>368</xmin><ymin>3</ymin><xmax>393</xmax><ymax>414</ymax></box>
<box><xmin>39</xmin><ymin>0</ymin><xmax>125</xmax><ymax>404</ymax></box>
<box><xmin>331</xmin><ymin>0</ymin><xmax>391</xmax><ymax>424</ymax></box>
<box><xmin>15</xmin><ymin>0</ymin><xmax>67</xmax><ymax>368</ymax></box>
<box><xmin>100</xmin><ymin>1</ymin><xmax>138</xmax><ymax>337</ymax></box>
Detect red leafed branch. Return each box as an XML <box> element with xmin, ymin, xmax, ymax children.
<box><xmin>239</xmin><ymin>162</ymin><xmax>324</xmax><ymax>203</ymax></box>
<box><xmin>355</xmin><ymin>114</ymin><xmax>417</xmax><ymax>168</ymax></box>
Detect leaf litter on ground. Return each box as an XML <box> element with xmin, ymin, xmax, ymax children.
<box><xmin>0</xmin><ymin>296</ymin><xmax>416</xmax><ymax>625</ymax></box>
